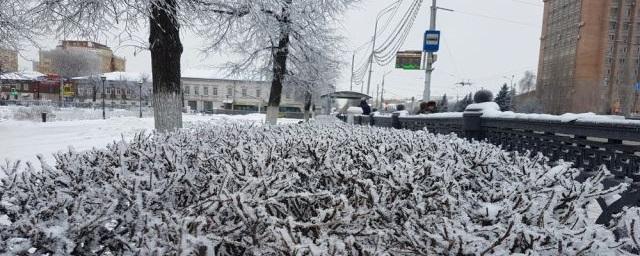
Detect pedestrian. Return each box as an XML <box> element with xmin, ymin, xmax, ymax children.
<box><xmin>417</xmin><ymin>102</ymin><xmax>429</xmax><ymax>114</ymax></box>
<box><xmin>427</xmin><ymin>101</ymin><xmax>438</xmax><ymax>113</ymax></box>
<box><xmin>360</xmin><ymin>99</ymin><xmax>372</xmax><ymax>115</ymax></box>
<box><xmin>417</xmin><ymin>101</ymin><xmax>438</xmax><ymax>114</ymax></box>
<box><xmin>394</xmin><ymin>104</ymin><xmax>410</xmax><ymax>116</ymax></box>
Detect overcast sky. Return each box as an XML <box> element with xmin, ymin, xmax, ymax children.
<box><xmin>18</xmin><ymin>0</ymin><xmax>543</xmax><ymax>100</ymax></box>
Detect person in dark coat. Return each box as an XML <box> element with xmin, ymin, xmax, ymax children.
<box><xmin>360</xmin><ymin>99</ymin><xmax>372</xmax><ymax>115</ymax></box>
<box><xmin>417</xmin><ymin>101</ymin><xmax>438</xmax><ymax>114</ymax></box>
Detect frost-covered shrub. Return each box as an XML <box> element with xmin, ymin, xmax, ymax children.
<box><xmin>474</xmin><ymin>89</ymin><xmax>494</xmax><ymax>103</ymax></box>
<box><xmin>4</xmin><ymin>105</ymin><xmax>153</xmax><ymax>122</ymax></box>
<box><xmin>11</xmin><ymin>106</ymin><xmax>54</xmax><ymax>121</ymax></box>
<box><xmin>1</xmin><ymin>121</ymin><xmax>639</xmax><ymax>255</ymax></box>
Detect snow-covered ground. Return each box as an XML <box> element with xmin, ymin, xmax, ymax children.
<box><xmin>0</xmin><ymin>106</ymin><xmax>299</xmax><ymax>165</ymax></box>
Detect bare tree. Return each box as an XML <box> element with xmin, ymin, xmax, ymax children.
<box><xmin>514</xmin><ymin>96</ymin><xmax>543</xmax><ymax>113</ymax></box>
<box><xmin>0</xmin><ymin>1</ymin><xmax>40</xmax><ymax>50</ymax></box>
<box><xmin>87</xmin><ymin>76</ymin><xmax>101</xmax><ymax>102</ymax></box>
<box><xmin>32</xmin><ymin>0</ymin><xmax>201</xmax><ymax>131</ymax></box>
<box><xmin>292</xmin><ymin>50</ymin><xmax>342</xmax><ymax>121</ymax></box>
<box><xmin>195</xmin><ymin>0</ymin><xmax>358</xmax><ymax>124</ymax></box>
<box><xmin>518</xmin><ymin>70</ymin><xmax>536</xmax><ymax>93</ymax></box>
<box><xmin>48</xmin><ymin>49</ymin><xmax>102</xmax><ymax>78</ymax></box>
<box><xmin>139</xmin><ymin>73</ymin><xmax>151</xmax><ymax>102</ymax></box>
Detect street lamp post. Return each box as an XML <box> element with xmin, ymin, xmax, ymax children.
<box><xmin>380</xmin><ymin>71</ymin><xmax>392</xmax><ymax>109</ymax></box>
<box><xmin>101</xmin><ymin>75</ymin><xmax>107</xmax><ymax>120</ymax></box>
<box><xmin>138</xmin><ymin>81</ymin><xmax>143</xmax><ymax>118</ymax></box>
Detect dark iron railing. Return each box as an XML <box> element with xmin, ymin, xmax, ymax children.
<box><xmin>339</xmin><ymin>111</ymin><xmax>640</xmax><ymax>224</ymax></box>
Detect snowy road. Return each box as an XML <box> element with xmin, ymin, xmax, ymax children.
<box><xmin>0</xmin><ymin>113</ymin><xmax>296</xmax><ymax>165</ymax></box>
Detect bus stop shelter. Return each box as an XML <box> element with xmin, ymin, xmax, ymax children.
<box><xmin>320</xmin><ymin>91</ymin><xmax>372</xmax><ymax>115</ymax></box>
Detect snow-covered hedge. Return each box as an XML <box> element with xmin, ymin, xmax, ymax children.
<box><xmin>1</xmin><ymin>121</ymin><xmax>639</xmax><ymax>255</ymax></box>
<box><xmin>0</xmin><ymin>106</ymin><xmax>153</xmax><ymax>122</ymax></box>
<box><xmin>11</xmin><ymin>106</ymin><xmax>54</xmax><ymax>121</ymax></box>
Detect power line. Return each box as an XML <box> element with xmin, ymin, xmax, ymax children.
<box><xmin>442</xmin><ymin>37</ymin><xmax>461</xmax><ymax>79</ymax></box>
<box><xmin>508</xmin><ymin>0</ymin><xmax>542</xmax><ymax>7</ymax></box>
<box><xmin>452</xmin><ymin>9</ymin><xmax>538</xmax><ymax>27</ymax></box>
<box><xmin>377</xmin><ymin>0</ymin><xmax>404</xmax><ymax>36</ymax></box>
<box><xmin>374</xmin><ymin>0</ymin><xmax>421</xmax><ymax>54</ymax></box>
<box><xmin>373</xmin><ymin>0</ymin><xmax>424</xmax><ymax>66</ymax></box>
<box><xmin>472</xmin><ymin>66</ymin><xmax>537</xmax><ymax>83</ymax></box>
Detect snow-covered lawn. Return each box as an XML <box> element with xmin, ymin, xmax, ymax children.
<box><xmin>0</xmin><ymin>106</ymin><xmax>298</xmax><ymax>165</ymax></box>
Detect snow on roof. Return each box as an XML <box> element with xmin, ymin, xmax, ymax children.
<box><xmin>0</xmin><ymin>71</ymin><xmax>46</xmax><ymax>81</ymax></box>
<box><xmin>181</xmin><ymin>68</ymin><xmax>266</xmax><ymax>83</ymax></box>
<box><xmin>73</xmin><ymin>72</ymin><xmax>150</xmax><ymax>82</ymax></box>
<box><xmin>20</xmin><ymin>71</ymin><xmax>46</xmax><ymax>80</ymax></box>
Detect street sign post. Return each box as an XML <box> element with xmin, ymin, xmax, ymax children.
<box><xmin>423</xmin><ymin>30</ymin><xmax>441</xmax><ymax>53</ymax></box>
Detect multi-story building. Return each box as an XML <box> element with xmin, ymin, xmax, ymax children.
<box><xmin>0</xmin><ymin>48</ymin><xmax>18</xmax><ymax>73</ymax></box>
<box><xmin>37</xmin><ymin>40</ymin><xmax>126</xmax><ymax>76</ymax></box>
<box><xmin>537</xmin><ymin>0</ymin><xmax>640</xmax><ymax>115</ymax></box>
<box><xmin>181</xmin><ymin>73</ymin><xmax>305</xmax><ymax>113</ymax></box>
<box><xmin>72</xmin><ymin>72</ymin><xmax>152</xmax><ymax>106</ymax></box>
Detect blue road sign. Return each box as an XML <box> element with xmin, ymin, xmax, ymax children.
<box><xmin>636</xmin><ymin>82</ymin><xmax>640</xmax><ymax>92</ymax></box>
<box><xmin>423</xmin><ymin>30</ymin><xmax>441</xmax><ymax>52</ymax></box>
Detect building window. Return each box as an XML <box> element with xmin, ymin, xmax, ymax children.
<box><xmin>242</xmin><ymin>88</ymin><xmax>247</xmax><ymax>97</ymax></box>
<box><xmin>185</xmin><ymin>85</ymin><xmax>190</xmax><ymax>95</ymax></box>
<box><xmin>194</xmin><ymin>86</ymin><xmax>200</xmax><ymax>96</ymax></box>
<box><xmin>256</xmin><ymin>89</ymin><xmax>261</xmax><ymax>98</ymax></box>
<box><xmin>213</xmin><ymin>87</ymin><xmax>218</xmax><ymax>96</ymax></box>
<box><xmin>227</xmin><ymin>87</ymin><xmax>233</xmax><ymax>97</ymax></box>
<box><xmin>116</xmin><ymin>88</ymin><xmax>121</xmax><ymax>95</ymax></box>
<box><xmin>204</xmin><ymin>87</ymin><xmax>209</xmax><ymax>96</ymax></box>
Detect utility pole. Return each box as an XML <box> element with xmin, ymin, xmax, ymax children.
<box><xmin>366</xmin><ymin>16</ymin><xmax>382</xmax><ymax>96</ymax></box>
<box><xmin>350</xmin><ymin>53</ymin><xmax>355</xmax><ymax>91</ymax></box>
<box><xmin>0</xmin><ymin>65</ymin><xmax>3</xmax><ymax>101</ymax></box>
<box><xmin>101</xmin><ymin>75</ymin><xmax>106</xmax><ymax>120</ymax></box>
<box><xmin>423</xmin><ymin>0</ymin><xmax>437</xmax><ymax>102</ymax></box>
<box><xmin>375</xmin><ymin>83</ymin><xmax>380</xmax><ymax>109</ymax></box>
<box><xmin>138</xmin><ymin>81</ymin><xmax>143</xmax><ymax>118</ymax></box>
<box><xmin>59</xmin><ymin>76</ymin><xmax>64</xmax><ymax>107</ymax></box>
<box><xmin>380</xmin><ymin>79</ymin><xmax>386</xmax><ymax>110</ymax></box>
<box><xmin>381</xmin><ymin>71</ymin><xmax>392</xmax><ymax>109</ymax></box>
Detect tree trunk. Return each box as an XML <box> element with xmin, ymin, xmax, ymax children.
<box><xmin>149</xmin><ymin>0</ymin><xmax>183</xmax><ymax>132</ymax></box>
<box><xmin>304</xmin><ymin>91</ymin><xmax>312</xmax><ymax>121</ymax></box>
<box><xmin>92</xmin><ymin>84</ymin><xmax>97</xmax><ymax>102</ymax></box>
<box><xmin>266</xmin><ymin>1</ymin><xmax>292</xmax><ymax>125</ymax></box>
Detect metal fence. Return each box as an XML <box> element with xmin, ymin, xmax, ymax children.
<box><xmin>340</xmin><ymin>111</ymin><xmax>640</xmax><ymax>224</ymax></box>
<box><xmin>1</xmin><ymin>100</ymin><xmax>313</xmax><ymax>120</ymax></box>
<box><xmin>0</xmin><ymin>99</ymin><xmax>148</xmax><ymax>110</ymax></box>
<box><xmin>205</xmin><ymin>109</ymin><xmax>314</xmax><ymax>119</ymax></box>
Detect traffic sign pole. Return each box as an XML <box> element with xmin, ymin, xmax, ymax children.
<box><xmin>423</xmin><ymin>0</ymin><xmax>437</xmax><ymax>102</ymax></box>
